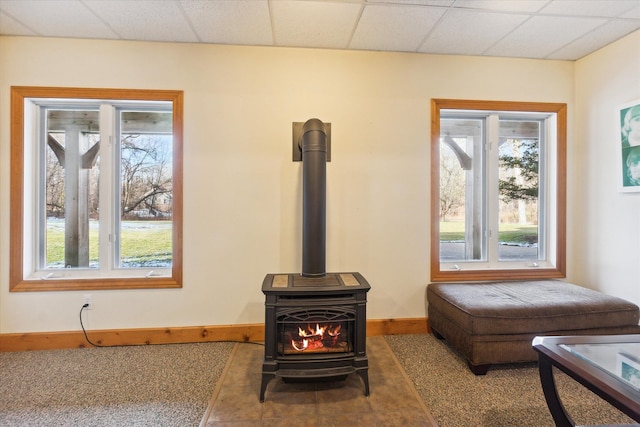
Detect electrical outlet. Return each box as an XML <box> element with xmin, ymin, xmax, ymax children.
<box><xmin>83</xmin><ymin>294</ymin><xmax>92</xmax><ymax>310</ymax></box>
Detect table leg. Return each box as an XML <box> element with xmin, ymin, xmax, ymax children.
<box><xmin>538</xmin><ymin>356</ymin><xmax>576</xmax><ymax>427</ymax></box>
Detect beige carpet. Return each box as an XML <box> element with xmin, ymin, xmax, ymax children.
<box><xmin>0</xmin><ymin>342</ymin><xmax>234</xmax><ymax>426</ymax></box>
<box><xmin>385</xmin><ymin>334</ymin><xmax>637</xmax><ymax>427</ymax></box>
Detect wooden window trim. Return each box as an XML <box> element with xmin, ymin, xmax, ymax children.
<box><xmin>10</xmin><ymin>86</ymin><xmax>183</xmax><ymax>291</ymax></box>
<box><xmin>430</xmin><ymin>98</ymin><xmax>566</xmax><ymax>282</ymax></box>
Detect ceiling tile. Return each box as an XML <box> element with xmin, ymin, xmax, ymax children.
<box><xmin>0</xmin><ymin>11</ymin><xmax>37</xmax><ymax>36</ymax></box>
<box><xmin>620</xmin><ymin>4</ymin><xmax>640</xmax><ymax>19</ymax></box>
<box><xmin>0</xmin><ymin>0</ymin><xmax>118</xmax><ymax>39</ymax></box>
<box><xmin>547</xmin><ymin>20</ymin><xmax>640</xmax><ymax>60</ymax></box>
<box><xmin>350</xmin><ymin>3</ymin><xmax>445</xmax><ymax>51</ymax></box>
<box><xmin>180</xmin><ymin>0</ymin><xmax>272</xmax><ymax>45</ymax></box>
<box><xmin>484</xmin><ymin>15</ymin><xmax>607</xmax><ymax>59</ymax></box>
<box><xmin>84</xmin><ymin>0</ymin><xmax>198</xmax><ymax>42</ymax></box>
<box><xmin>540</xmin><ymin>0</ymin><xmax>640</xmax><ymax>17</ymax></box>
<box><xmin>419</xmin><ymin>9</ymin><xmax>529</xmax><ymax>55</ymax></box>
<box><xmin>369</xmin><ymin>0</ymin><xmax>454</xmax><ymax>5</ymax></box>
<box><xmin>271</xmin><ymin>0</ymin><xmax>362</xmax><ymax>49</ymax></box>
<box><xmin>451</xmin><ymin>0</ymin><xmax>548</xmax><ymax>13</ymax></box>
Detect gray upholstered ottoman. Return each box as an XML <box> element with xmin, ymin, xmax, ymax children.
<box><xmin>427</xmin><ymin>280</ymin><xmax>640</xmax><ymax>375</ymax></box>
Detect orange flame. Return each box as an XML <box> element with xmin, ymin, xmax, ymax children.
<box><xmin>290</xmin><ymin>323</ymin><xmax>342</xmax><ymax>351</ymax></box>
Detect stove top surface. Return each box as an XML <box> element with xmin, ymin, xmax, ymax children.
<box><xmin>262</xmin><ymin>272</ymin><xmax>370</xmax><ymax>293</ymax></box>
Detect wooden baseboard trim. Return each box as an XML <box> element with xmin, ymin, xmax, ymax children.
<box><xmin>0</xmin><ymin>318</ymin><xmax>428</xmax><ymax>352</ymax></box>
<box><xmin>367</xmin><ymin>317</ymin><xmax>429</xmax><ymax>336</ymax></box>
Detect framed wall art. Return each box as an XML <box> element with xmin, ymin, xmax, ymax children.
<box><xmin>618</xmin><ymin>99</ymin><xmax>640</xmax><ymax>192</ymax></box>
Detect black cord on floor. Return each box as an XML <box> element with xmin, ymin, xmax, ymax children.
<box><xmin>79</xmin><ymin>304</ymin><xmax>104</xmax><ymax>347</ymax></box>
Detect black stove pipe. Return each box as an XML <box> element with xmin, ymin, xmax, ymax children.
<box><xmin>299</xmin><ymin>119</ymin><xmax>327</xmax><ymax>277</ymax></box>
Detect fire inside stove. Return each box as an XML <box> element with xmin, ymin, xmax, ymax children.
<box><xmin>283</xmin><ymin>321</ymin><xmax>350</xmax><ymax>354</ymax></box>
<box><xmin>277</xmin><ymin>307</ymin><xmax>355</xmax><ymax>356</ymax></box>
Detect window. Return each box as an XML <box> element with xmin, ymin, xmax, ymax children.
<box><xmin>10</xmin><ymin>87</ymin><xmax>183</xmax><ymax>291</ymax></box>
<box><xmin>431</xmin><ymin>99</ymin><xmax>566</xmax><ymax>281</ymax></box>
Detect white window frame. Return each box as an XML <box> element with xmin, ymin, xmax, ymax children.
<box><xmin>431</xmin><ymin>99</ymin><xmax>566</xmax><ymax>282</ymax></box>
<box><xmin>10</xmin><ymin>87</ymin><xmax>183</xmax><ymax>291</ymax></box>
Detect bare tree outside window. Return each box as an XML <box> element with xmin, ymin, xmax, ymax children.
<box><xmin>439</xmin><ymin>143</ymin><xmax>466</xmax><ymax>222</ymax></box>
<box><xmin>119</xmin><ymin>132</ymin><xmax>173</xmax><ymax>267</ymax></box>
<box><xmin>120</xmin><ymin>134</ymin><xmax>173</xmax><ymax>220</ymax></box>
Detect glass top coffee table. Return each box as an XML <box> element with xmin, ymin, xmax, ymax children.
<box><xmin>533</xmin><ymin>335</ymin><xmax>640</xmax><ymax>427</ymax></box>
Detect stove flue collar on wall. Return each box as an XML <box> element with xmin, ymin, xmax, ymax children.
<box><xmin>299</xmin><ymin>118</ymin><xmax>326</xmax><ymax>152</ymax></box>
<box><xmin>292</xmin><ymin>120</ymin><xmax>331</xmax><ymax>162</ymax></box>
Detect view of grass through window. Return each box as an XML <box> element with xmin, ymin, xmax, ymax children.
<box><xmin>439</xmin><ymin>221</ymin><xmax>539</xmax><ymax>262</ymax></box>
<box><xmin>440</xmin><ymin>221</ymin><xmax>538</xmax><ymax>244</ymax></box>
<box><xmin>46</xmin><ymin>219</ymin><xmax>172</xmax><ymax>268</ymax></box>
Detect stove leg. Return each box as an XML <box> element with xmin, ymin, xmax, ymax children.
<box><xmin>260</xmin><ymin>374</ymin><xmax>272</xmax><ymax>403</ymax></box>
<box><xmin>259</xmin><ymin>373</ymin><xmax>273</xmax><ymax>402</ymax></box>
<box><xmin>357</xmin><ymin>369</ymin><xmax>370</xmax><ymax>396</ymax></box>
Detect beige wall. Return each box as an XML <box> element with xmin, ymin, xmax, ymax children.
<box><xmin>572</xmin><ymin>30</ymin><xmax>640</xmax><ymax>305</ymax></box>
<box><xmin>1</xmin><ymin>35</ymin><xmax>577</xmax><ymax>333</ymax></box>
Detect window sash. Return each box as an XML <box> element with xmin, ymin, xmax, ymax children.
<box><xmin>36</xmin><ymin>101</ymin><xmax>173</xmax><ymax>275</ymax></box>
<box><xmin>41</xmin><ymin>103</ymin><xmax>102</xmax><ymax>271</ymax></box>
<box><xmin>439</xmin><ymin>113</ymin><xmax>548</xmax><ymax>268</ymax></box>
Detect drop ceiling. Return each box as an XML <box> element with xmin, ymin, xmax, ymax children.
<box><xmin>1</xmin><ymin>0</ymin><xmax>639</xmax><ymax>60</ymax></box>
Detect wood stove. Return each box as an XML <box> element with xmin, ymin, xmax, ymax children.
<box><xmin>260</xmin><ymin>272</ymin><xmax>370</xmax><ymax>402</ymax></box>
<box><xmin>260</xmin><ymin>118</ymin><xmax>370</xmax><ymax>402</ymax></box>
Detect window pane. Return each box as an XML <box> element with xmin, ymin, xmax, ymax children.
<box><xmin>118</xmin><ymin>110</ymin><xmax>173</xmax><ymax>268</ymax></box>
<box><xmin>498</xmin><ymin>120</ymin><xmax>540</xmax><ymax>261</ymax></box>
<box><xmin>45</xmin><ymin>110</ymin><xmax>100</xmax><ymax>269</ymax></box>
<box><xmin>439</xmin><ymin>118</ymin><xmax>484</xmax><ymax>262</ymax></box>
